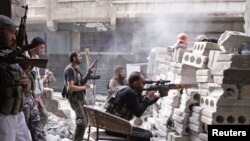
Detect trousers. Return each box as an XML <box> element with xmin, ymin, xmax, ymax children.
<box><xmin>23</xmin><ymin>95</ymin><xmax>47</xmax><ymax>141</ymax></box>
<box><xmin>69</xmin><ymin>96</ymin><xmax>87</xmax><ymax>141</ymax></box>
<box><xmin>0</xmin><ymin>112</ymin><xmax>32</xmax><ymax>141</ymax></box>
<box><xmin>36</xmin><ymin>93</ymin><xmax>49</xmax><ymax>128</ymax></box>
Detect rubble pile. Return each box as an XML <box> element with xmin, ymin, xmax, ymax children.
<box><xmin>44</xmin><ymin>113</ymin><xmax>73</xmax><ymax>141</ymax></box>
<box><xmin>146</xmin><ymin>31</ymin><xmax>250</xmax><ymax>141</ymax></box>
<box><xmin>41</xmin><ymin>89</ymin><xmax>110</xmax><ymax>141</ymax></box>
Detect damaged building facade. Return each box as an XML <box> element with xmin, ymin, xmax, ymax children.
<box><xmin>8</xmin><ymin>0</ymin><xmax>247</xmax><ymax>93</ymax></box>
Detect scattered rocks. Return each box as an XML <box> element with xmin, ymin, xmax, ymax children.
<box><xmin>45</xmin><ymin>113</ymin><xmax>73</xmax><ymax>141</ymax></box>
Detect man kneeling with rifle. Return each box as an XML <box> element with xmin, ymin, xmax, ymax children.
<box><xmin>105</xmin><ymin>71</ymin><xmax>160</xmax><ymax>141</ymax></box>
<box><xmin>104</xmin><ymin>71</ymin><xmax>196</xmax><ymax>141</ymax></box>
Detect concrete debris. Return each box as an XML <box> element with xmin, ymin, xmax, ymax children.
<box><xmin>44</xmin><ymin>113</ymin><xmax>73</xmax><ymax>141</ymax></box>
<box><xmin>145</xmin><ymin>31</ymin><xmax>250</xmax><ymax>141</ymax></box>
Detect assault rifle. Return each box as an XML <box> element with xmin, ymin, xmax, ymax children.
<box><xmin>7</xmin><ymin>5</ymin><xmax>48</xmax><ymax>68</ymax></box>
<box><xmin>143</xmin><ymin>80</ymin><xmax>197</xmax><ymax>97</ymax></box>
<box><xmin>0</xmin><ymin>55</ymin><xmax>48</xmax><ymax>68</ymax></box>
<box><xmin>16</xmin><ymin>5</ymin><xmax>29</xmax><ymax>49</ymax></box>
<box><xmin>8</xmin><ymin>5</ymin><xmax>30</xmax><ymax>58</ymax></box>
<box><xmin>80</xmin><ymin>54</ymin><xmax>101</xmax><ymax>85</ymax></box>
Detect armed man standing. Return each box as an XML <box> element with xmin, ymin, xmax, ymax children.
<box><xmin>105</xmin><ymin>71</ymin><xmax>163</xmax><ymax>141</ymax></box>
<box><xmin>63</xmin><ymin>52</ymin><xmax>96</xmax><ymax>141</ymax></box>
<box><xmin>0</xmin><ymin>15</ymin><xmax>32</xmax><ymax>141</ymax></box>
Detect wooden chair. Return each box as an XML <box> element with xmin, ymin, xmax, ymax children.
<box><xmin>83</xmin><ymin>105</ymin><xmax>132</xmax><ymax>141</ymax></box>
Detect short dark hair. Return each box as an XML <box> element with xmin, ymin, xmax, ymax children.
<box><xmin>31</xmin><ymin>37</ymin><xmax>45</xmax><ymax>45</ymax></box>
<box><xmin>128</xmin><ymin>71</ymin><xmax>141</xmax><ymax>85</ymax></box>
<box><xmin>69</xmin><ymin>52</ymin><xmax>78</xmax><ymax>62</ymax></box>
<box><xmin>114</xmin><ymin>65</ymin><xmax>125</xmax><ymax>74</ymax></box>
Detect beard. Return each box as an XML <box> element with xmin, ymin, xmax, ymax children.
<box><xmin>118</xmin><ymin>75</ymin><xmax>125</xmax><ymax>81</ymax></box>
<box><xmin>8</xmin><ymin>39</ymin><xmax>16</xmax><ymax>49</ymax></box>
<box><xmin>76</xmin><ymin>59</ymin><xmax>81</xmax><ymax>65</ymax></box>
<box><xmin>0</xmin><ymin>30</ymin><xmax>16</xmax><ymax>49</ymax></box>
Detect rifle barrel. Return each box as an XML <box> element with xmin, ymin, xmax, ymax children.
<box><xmin>89</xmin><ymin>54</ymin><xmax>101</xmax><ymax>67</ymax></box>
<box><xmin>143</xmin><ymin>84</ymin><xmax>197</xmax><ymax>91</ymax></box>
<box><xmin>145</xmin><ymin>80</ymin><xmax>171</xmax><ymax>84</ymax></box>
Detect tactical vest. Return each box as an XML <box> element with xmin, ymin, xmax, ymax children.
<box><xmin>64</xmin><ymin>65</ymin><xmax>84</xmax><ymax>102</ymax></box>
<box><xmin>104</xmin><ymin>86</ymin><xmax>134</xmax><ymax>121</ymax></box>
<box><xmin>0</xmin><ymin>62</ymin><xmax>24</xmax><ymax>115</ymax></box>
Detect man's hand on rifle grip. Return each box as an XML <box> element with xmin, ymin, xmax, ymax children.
<box><xmin>19</xmin><ymin>71</ymin><xmax>29</xmax><ymax>85</ymax></box>
<box><xmin>146</xmin><ymin>90</ymin><xmax>157</xmax><ymax>99</ymax></box>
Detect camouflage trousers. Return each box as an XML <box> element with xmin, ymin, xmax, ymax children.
<box><xmin>23</xmin><ymin>95</ymin><xmax>47</xmax><ymax>141</ymax></box>
<box><xmin>69</xmin><ymin>95</ymin><xmax>87</xmax><ymax>141</ymax></box>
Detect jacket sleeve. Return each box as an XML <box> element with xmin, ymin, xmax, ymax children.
<box><xmin>148</xmin><ymin>97</ymin><xmax>159</xmax><ymax>105</ymax></box>
<box><xmin>125</xmin><ymin>89</ymin><xmax>150</xmax><ymax>117</ymax></box>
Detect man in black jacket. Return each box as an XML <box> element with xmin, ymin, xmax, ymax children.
<box><xmin>105</xmin><ymin>71</ymin><xmax>163</xmax><ymax>141</ymax></box>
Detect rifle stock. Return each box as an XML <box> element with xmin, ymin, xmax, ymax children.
<box><xmin>8</xmin><ymin>44</ymin><xmax>38</xmax><ymax>58</ymax></box>
<box><xmin>15</xmin><ymin>58</ymin><xmax>47</xmax><ymax>68</ymax></box>
<box><xmin>22</xmin><ymin>58</ymin><xmax>48</xmax><ymax>68</ymax></box>
<box><xmin>0</xmin><ymin>56</ymin><xmax>48</xmax><ymax>68</ymax></box>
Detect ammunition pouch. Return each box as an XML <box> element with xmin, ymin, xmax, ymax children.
<box><xmin>61</xmin><ymin>85</ymin><xmax>69</xmax><ymax>98</ymax></box>
<box><xmin>113</xmin><ymin>104</ymin><xmax>134</xmax><ymax>121</ymax></box>
<box><xmin>105</xmin><ymin>99</ymin><xmax>134</xmax><ymax>121</ymax></box>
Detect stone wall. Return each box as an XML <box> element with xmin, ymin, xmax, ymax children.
<box><xmin>0</xmin><ymin>0</ymin><xmax>11</xmax><ymax>17</ymax></box>
<box><xmin>244</xmin><ymin>0</ymin><xmax>250</xmax><ymax>35</ymax></box>
<box><xmin>146</xmin><ymin>31</ymin><xmax>250</xmax><ymax>141</ymax></box>
<box><xmin>11</xmin><ymin>0</ymin><xmax>26</xmax><ymax>24</ymax></box>
<box><xmin>0</xmin><ymin>0</ymin><xmax>26</xmax><ymax>19</ymax></box>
